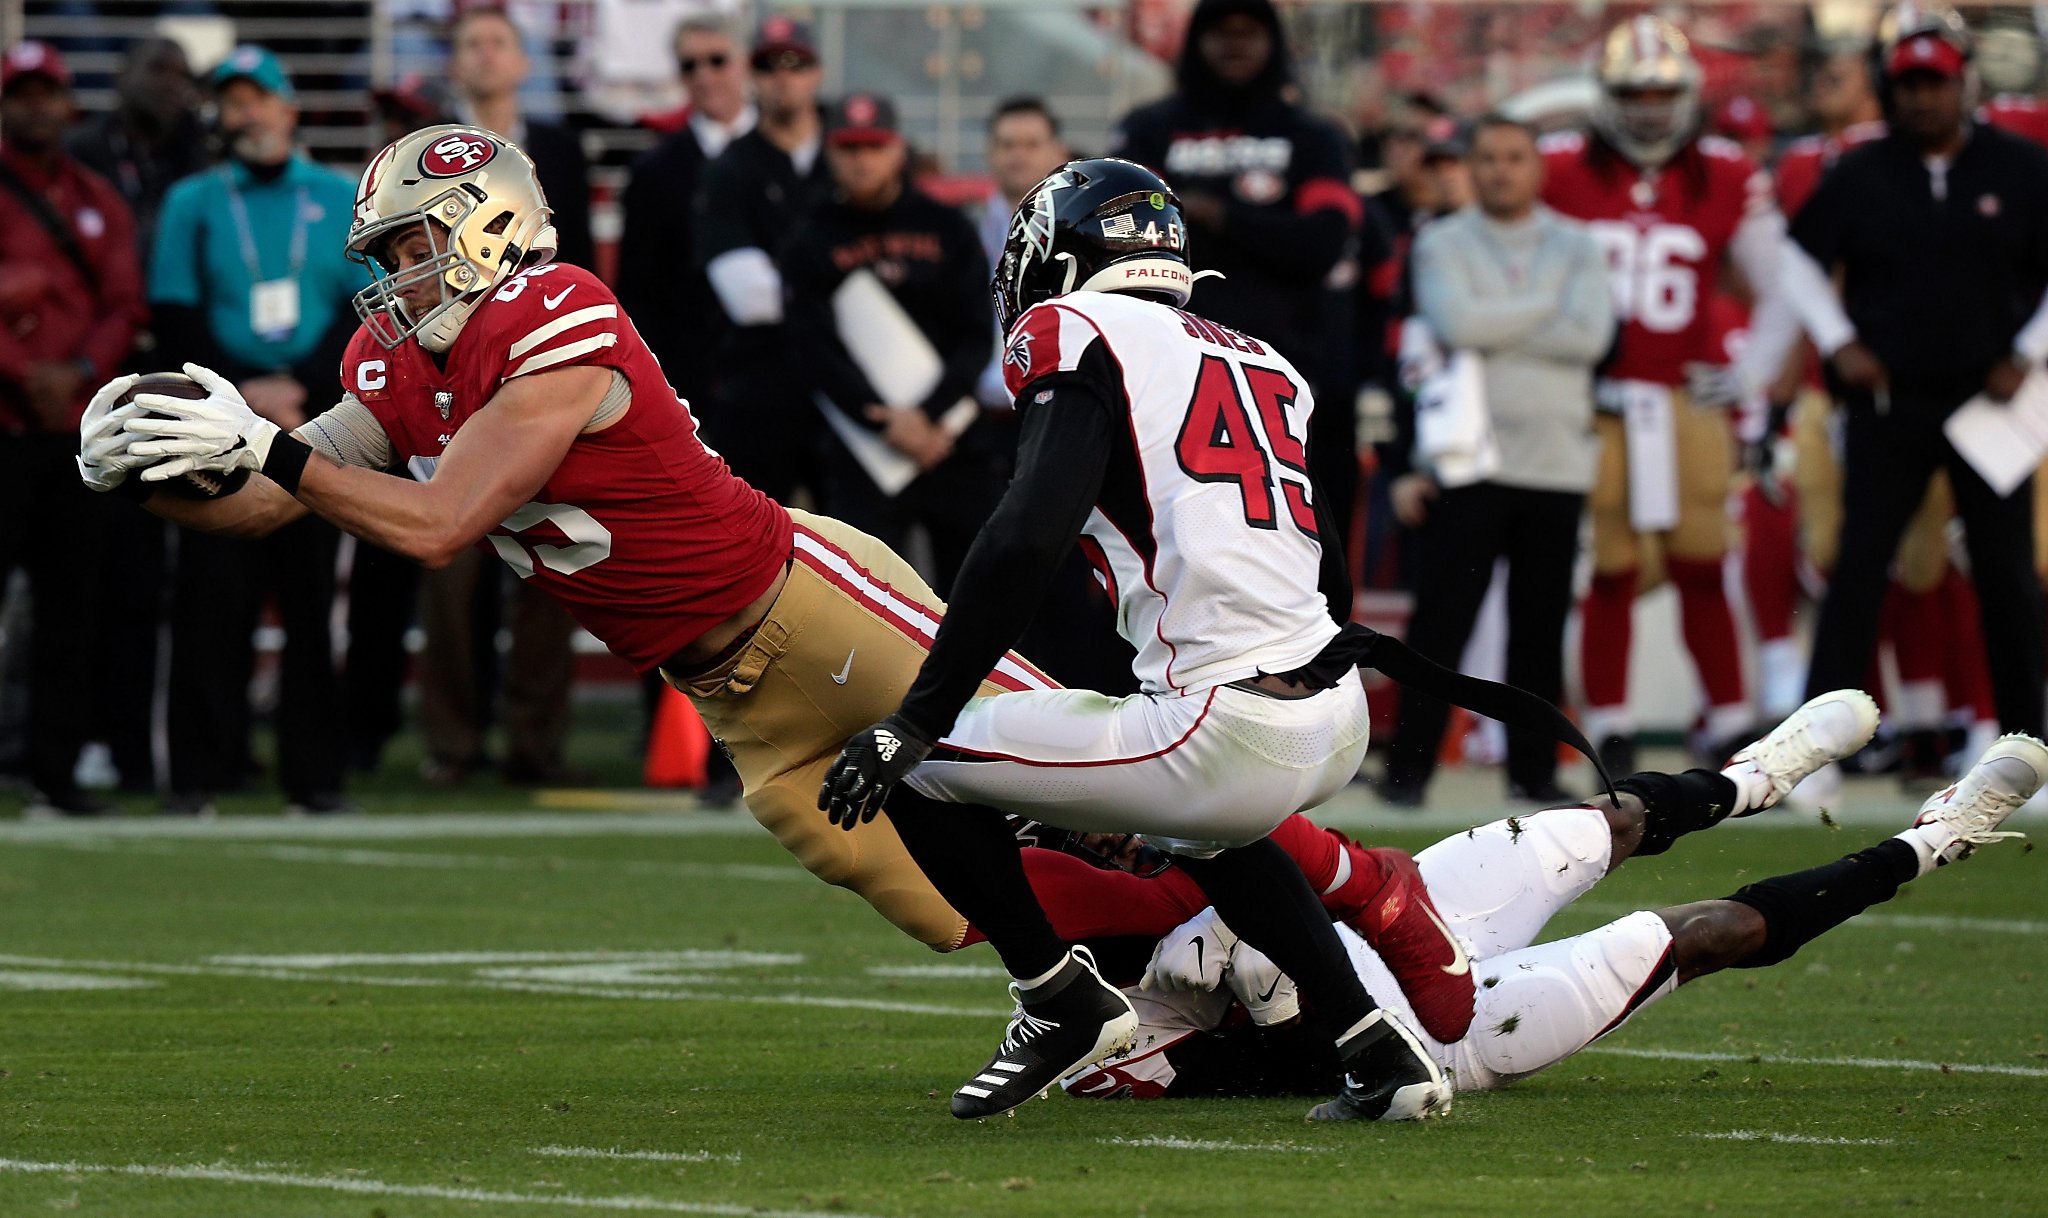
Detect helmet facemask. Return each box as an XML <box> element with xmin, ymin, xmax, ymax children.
<box><xmin>345</xmin><ymin>125</ymin><xmax>558</xmax><ymax>352</ymax></box>
<box><xmin>1603</xmin><ymin>85</ymin><xmax>1699</xmax><ymax>166</ymax></box>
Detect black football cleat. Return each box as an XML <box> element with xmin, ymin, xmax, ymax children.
<box><xmin>950</xmin><ymin>946</ymin><xmax>1137</xmax><ymax>1120</ymax></box>
<box><xmin>1306</xmin><ymin>1009</ymin><xmax>1453</xmax><ymax>1122</ymax></box>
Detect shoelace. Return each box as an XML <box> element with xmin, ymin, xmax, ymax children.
<box><xmin>1956</xmin><ymin>787</ymin><xmax>2029</xmax><ymax>846</ymax></box>
<box><xmin>998</xmin><ymin>991</ymin><xmax>1060</xmax><ymax>1056</ymax></box>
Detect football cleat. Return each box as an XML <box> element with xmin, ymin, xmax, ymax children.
<box><xmin>1726</xmin><ymin>689</ymin><xmax>1881</xmax><ymax>815</ymax></box>
<box><xmin>950</xmin><ymin>946</ymin><xmax>1137</xmax><ymax>1120</ymax></box>
<box><xmin>1910</xmin><ymin>733</ymin><xmax>2048</xmax><ymax>864</ymax></box>
<box><xmin>1306</xmin><ymin>1008</ymin><xmax>1452</xmax><ymax>1123</ymax></box>
<box><xmin>1345</xmin><ymin>848</ymin><xmax>1475</xmax><ymax>1042</ymax></box>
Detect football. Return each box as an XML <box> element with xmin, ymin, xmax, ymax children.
<box><xmin>120</xmin><ymin>371</ymin><xmax>252</xmax><ymax>501</ymax></box>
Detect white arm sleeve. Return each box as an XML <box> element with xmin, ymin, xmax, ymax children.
<box><xmin>294</xmin><ymin>393</ymin><xmax>394</xmax><ymax>472</ymax></box>
<box><xmin>1778</xmin><ymin>238</ymin><xmax>1858</xmax><ymax>358</ymax></box>
<box><xmin>1727</xmin><ymin>211</ymin><xmax>1799</xmax><ymax>394</ymax></box>
<box><xmin>705</xmin><ymin>247</ymin><xmax>785</xmax><ymax>326</ymax></box>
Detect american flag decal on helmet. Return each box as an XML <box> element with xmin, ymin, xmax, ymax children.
<box><xmin>1100</xmin><ymin>213</ymin><xmax>1137</xmax><ymax>239</ymax></box>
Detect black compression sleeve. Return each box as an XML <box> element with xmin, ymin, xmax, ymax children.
<box><xmin>894</xmin><ymin>377</ymin><xmax>1116</xmax><ymax>739</ymax></box>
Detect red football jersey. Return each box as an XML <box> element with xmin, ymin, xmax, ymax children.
<box><xmin>1541</xmin><ymin>132</ymin><xmax>1772</xmax><ymax>385</ymax></box>
<box><xmin>1774</xmin><ymin>120</ymin><xmax>1885</xmax><ymax>218</ymax></box>
<box><xmin>339</xmin><ymin>262</ymin><xmax>792</xmax><ymax>672</ymax></box>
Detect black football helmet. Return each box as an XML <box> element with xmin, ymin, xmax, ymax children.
<box><xmin>992</xmin><ymin>157</ymin><xmax>1194</xmax><ymax>331</ymax></box>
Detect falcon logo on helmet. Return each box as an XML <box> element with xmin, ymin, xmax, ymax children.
<box><xmin>1592</xmin><ymin>15</ymin><xmax>1702</xmax><ymax>169</ymax></box>
<box><xmin>993</xmin><ymin>158</ymin><xmax>1197</xmax><ymax>332</ymax></box>
<box><xmin>345</xmin><ymin>124</ymin><xmax>558</xmax><ymax>353</ymax></box>
<box><xmin>419</xmin><ymin>133</ymin><xmax>498</xmax><ymax>177</ymax></box>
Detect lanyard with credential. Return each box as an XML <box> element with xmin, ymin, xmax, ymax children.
<box><xmin>222</xmin><ymin>171</ymin><xmax>311</xmax><ymax>282</ymax></box>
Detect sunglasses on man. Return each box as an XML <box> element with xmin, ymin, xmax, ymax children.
<box><xmin>679</xmin><ymin>52</ymin><xmax>729</xmax><ymax>74</ymax></box>
<box><xmin>751</xmin><ymin>50</ymin><xmax>815</xmax><ymax>73</ymax></box>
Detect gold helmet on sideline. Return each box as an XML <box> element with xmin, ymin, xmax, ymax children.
<box><xmin>346</xmin><ymin>124</ymin><xmax>558</xmax><ymax>352</ymax></box>
<box><xmin>1592</xmin><ymin>15</ymin><xmax>1703</xmax><ymax>168</ymax></box>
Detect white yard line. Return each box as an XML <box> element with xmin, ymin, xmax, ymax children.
<box><xmin>532</xmin><ymin>1146</ymin><xmax>742</xmax><ymax>1165</ymax></box>
<box><xmin>1691</xmin><ymin>1131</ymin><xmax>1897</xmax><ymax>1146</ymax></box>
<box><xmin>0</xmin><ymin>812</ymin><xmax>770</xmax><ymax>842</ymax></box>
<box><xmin>207</xmin><ymin>950</ymin><xmax>804</xmax><ymax>969</ymax></box>
<box><xmin>0</xmin><ymin>953</ymin><xmax>1003</xmax><ymax>1019</ymax></box>
<box><xmin>1586</xmin><ymin>1045</ymin><xmax>2048</xmax><ymax>1079</ymax></box>
<box><xmin>1098</xmin><ymin>1136</ymin><xmax>1328</xmax><ymax>1154</ymax></box>
<box><xmin>14</xmin><ymin>837</ymin><xmax>807</xmax><ymax>884</ymax></box>
<box><xmin>864</xmin><ymin>964</ymin><xmax>1008</xmax><ymax>979</ymax></box>
<box><xmin>0</xmin><ymin>1158</ymin><xmax>879</xmax><ymax>1218</ymax></box>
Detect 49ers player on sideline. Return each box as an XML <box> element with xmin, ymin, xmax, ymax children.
<box><xmin>1542</xmin><ymin>17</ymin><xmax>1790</xmax><ymax>773</ymax></box>
<box><xmin>73</xmin><ymin>127</ymin><xmax>1457</xmax><ymax>1125</ymax></box>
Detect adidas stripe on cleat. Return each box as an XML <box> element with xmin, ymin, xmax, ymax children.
<box><xmin>950</xmin><ymin>946</ymin><xmax>1137</xmax><ymax>1120</ymax></box>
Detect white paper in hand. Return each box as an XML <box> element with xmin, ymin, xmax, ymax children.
<box><xmin>1943</xmin><ymin>372</ymin><xmax>2048</xmax><ymax>498</ymax></box>
<box><xmin>817</xmin><ymin>269</ymin><xmax>979</xmax><ymax>497</ymax></box>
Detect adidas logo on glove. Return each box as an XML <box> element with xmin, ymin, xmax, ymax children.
<box><xmin>874</xmin><ymin>730</ymin><xmax>901</xmax><ymax>762</ymax></box>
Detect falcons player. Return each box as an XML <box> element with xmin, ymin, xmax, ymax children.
<box><xmin>819</xmin><ymin>157</ymin><xmax>1501</xmax><ymax>1123</ymax></box>
<box><xmin>1062</xmin><ymin>709</ymin><xmax>2047</xmax><ymax>1103</ymax></box>
<box><xmin>1542</xmin><ymin>16</ymin><xmax>1788</xmax><ymax>772</ymax></box>
<box><xmin>77</xmin><ymin>128</ymin><xmax>1458</xmax><ymax>1125</ymax></box>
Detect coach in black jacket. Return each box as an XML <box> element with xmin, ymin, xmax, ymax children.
<box><xmin>1786</xmin><ymin>24</ymin><xmax>2048</xmax><ymax>737</ymax></box>
<box><xmin>782</xmin><ymin>93</ymin><xmax>996</xmax><ymax>592</ymax></box>
<box><xmin>1111</xmin><ymin>0</ymin><xmax>1362</xmax><ymax>563</ymax></box>
<box><xmin>618</xmin><ymin>15</ymin><xmax>756</xmax><ymax>410</ymax></box>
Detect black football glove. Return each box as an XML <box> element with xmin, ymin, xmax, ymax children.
<box><xmin>818</xmin><ymin>713</ymin><xmax>935</xmax><ymax>830</ymax></box>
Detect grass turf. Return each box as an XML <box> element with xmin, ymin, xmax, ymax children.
<box><xmin>0</xmin><ymin>793</ymin><xmax>2043</xmax><ymax>1217</ymax></box>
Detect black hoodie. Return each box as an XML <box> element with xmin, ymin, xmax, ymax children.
<box><xmin>1111</xmin><ymin>0</ymin><xmax>1358</xmax><ymax>379</ymax></box>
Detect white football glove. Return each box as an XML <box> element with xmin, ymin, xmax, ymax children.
<box><xmin>1140</xmin><ymin>906</ymin><xmax>1239</xmax><ymax>993</ymax></box>
<box><xmin>75</xmin><ymin>373</ymin><xmax>148</xmax><ymax>492</ymax></box>
<box><xmin>1223</xmin><ymin>940</ymin><xmax>1300</xmax><ymax>1026</ymax></box>
<box><xmin>1682</xmin><ymin>360</ymin><xmax>1742</xmax><ymax>409</ymax></box>
<box><xmin>124</xmin><ymin>363</ymin><xmax>281</xmax><ymax>483</ymax></box>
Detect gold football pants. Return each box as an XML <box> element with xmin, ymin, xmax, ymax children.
<box><xmin>664</xmin><ymin>510</ymin><xmax>1056</xmax><ymax>952</ymax></box>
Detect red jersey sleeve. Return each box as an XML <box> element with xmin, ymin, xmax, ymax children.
<box><xmin>338</xmin><ymin>324</ymin><xmax>398</xmax><ymax>422</ymax></box>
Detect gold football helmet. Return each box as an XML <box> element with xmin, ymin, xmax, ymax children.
<box><xmin>346</xmin><ymin>124</ymin><xmax>558</xmax><ymax>352</ymax></box>
<box><xmin>1592</xmin><ymin>16</ymin><xmax>1703</xmax><ymax>168</ymax></box>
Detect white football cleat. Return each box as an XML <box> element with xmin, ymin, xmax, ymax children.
<box><xmin>1726</xmin><ymin>689</ymin><xmax>1881</xmax><ymax>815</ymax></box>
<box><xmin>1910</xmin><ymin>733</ymin><xmax>2048</xmax><ymax>864</ymax></box>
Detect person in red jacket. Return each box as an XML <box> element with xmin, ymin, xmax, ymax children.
<box><xmin>0</xmin><ymin>41</ymin><xmax>145</xmax><ymax>816</ymax></box>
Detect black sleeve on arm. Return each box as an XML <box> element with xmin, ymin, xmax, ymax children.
<box><xmin>1313</xmin><ymin>487</ymin><xmax>1354</xmax><ymax>625</ymax></box>
<box><xmin>781</xmin><ymin>231</ymin><xmax>885</xmax><ymax>420</ymax></box>
<box><xmin>895</xmin><ymin>366</ymin><xmax>1118</xmax><ymax>739</ymax></box>
<box><xmin>1787</xmin><ymin>148</ymin><xmax>1854</xmax><ymax>267</ymax></box>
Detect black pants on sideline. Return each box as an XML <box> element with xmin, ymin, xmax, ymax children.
<box><xmin>820</xmin><ymin>432</ymin><xmax>1002</xmax><ymax>598</ymax></box>
<box><xmin>166</xmin><ymin>517</ymin><xmax>346</xmax><ymax>802</ymax></box>
<box><xmin>0</xmin><ymin>436</ymin><xmax>113</xmax><ymax>799</ymax></box>
<box><xmin>1806</xmin><ymin>396</ymin><xmax>2045</xmax><ymax>735</ymax></box>
<box><xmin>91</xmin><ymin>506</ymin><xmax>167</xmax><ymax>790</ymax></box>
<box><xmin>1385</xmin><ymin>482</ymin><xmax>1585</xmax><ymax>794</ymax></box>
<box><xmin>344</xmin><ymin>536</ymin><xmax>419</xmax><ymax>773</ymax></box>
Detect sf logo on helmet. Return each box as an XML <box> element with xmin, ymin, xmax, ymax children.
<box><xmin>420</xmin><ymin>134</ymin><xmax>499</xmax><ymax>178</ymax></box>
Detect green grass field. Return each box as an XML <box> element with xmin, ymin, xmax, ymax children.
<box><xmin>2</xmin><ymin>762</ymin><xmax>2045</xmax><ymax>1217</ymax></box>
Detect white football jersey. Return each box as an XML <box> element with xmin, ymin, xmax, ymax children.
<box><xmin>1001</xmin><ymin>290</ymin><xmax>1337</xmax><ymax>694</ymax></box>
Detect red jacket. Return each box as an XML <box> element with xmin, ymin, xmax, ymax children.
<box><xmin>0</xmin><ymin>143</ymin><xmax>145</xmax><ymax>433</ymax></box>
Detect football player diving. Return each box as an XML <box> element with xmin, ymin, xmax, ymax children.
<box><xmin>72</xmin><ymin>127</ymin><xmax>1446</xmax><ymax>1124</ymax></box>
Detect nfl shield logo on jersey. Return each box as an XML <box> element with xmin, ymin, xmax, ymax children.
<box><xmin>435</xmin><ymin>391</ymin><xmax>454</xmax><ymax>420</ymax></box>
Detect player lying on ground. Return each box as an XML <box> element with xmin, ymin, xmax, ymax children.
<box><xmin>818</xmin><ymin>157</ymin><xmax>1617</xmax><ymax>1121</ymax></box>
<box><xmin>1040</xmin><ymin>700</ymin><xmax>2048</xmax><ymax>1099</ymax></box>
<box><xmin>73</xmin><ymin>127</ymin><xmax>1441</xmax><ymax>1123</ymax></box>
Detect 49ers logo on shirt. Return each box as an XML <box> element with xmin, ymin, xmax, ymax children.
<box><xmin>419</xmin><ymin>133</ymin><xmax>499</xmax><ymax>178</ymax></box>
